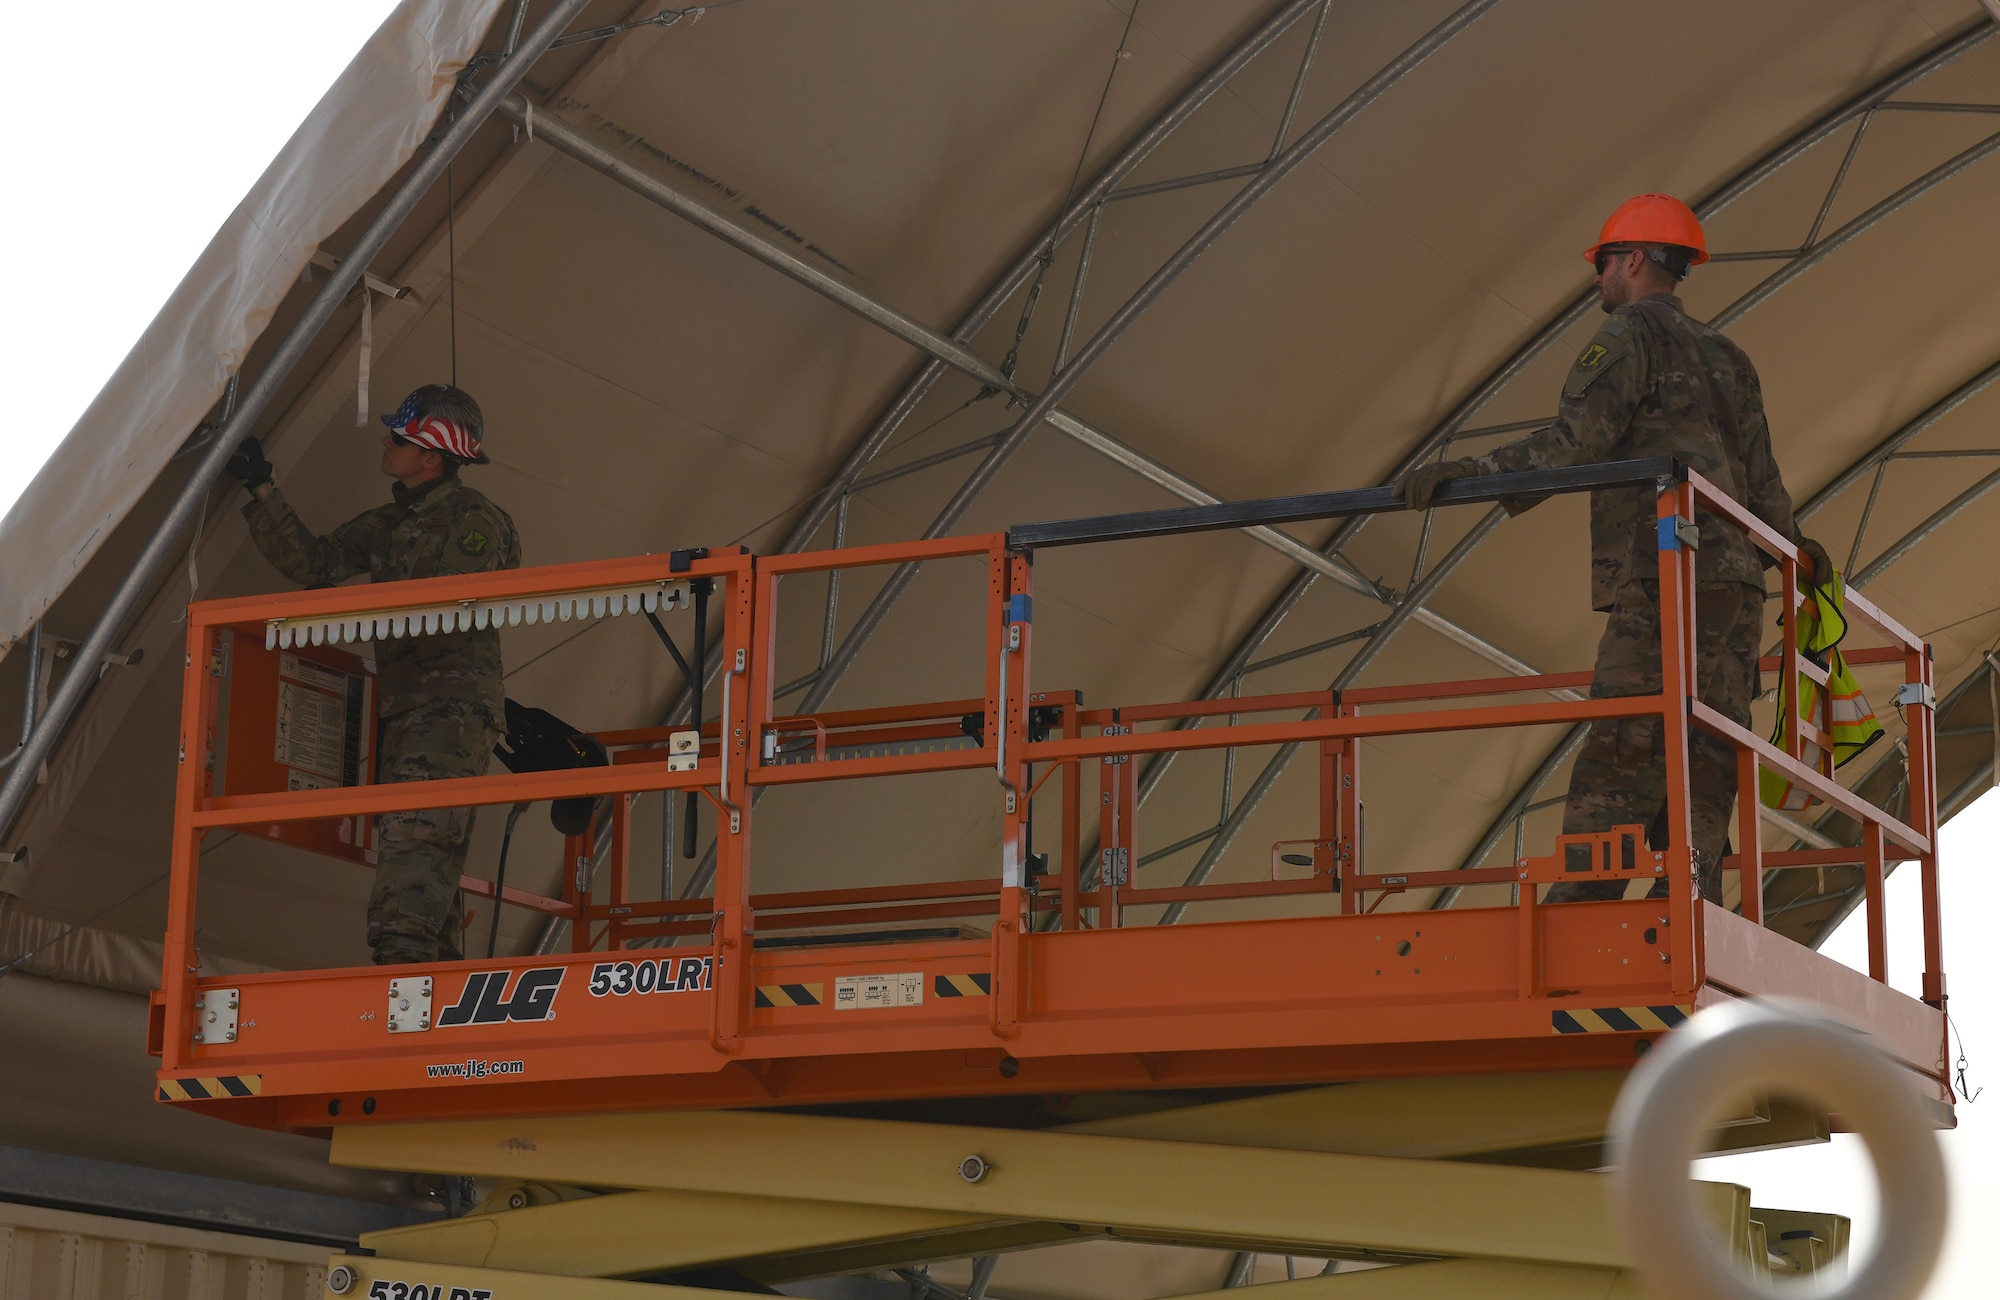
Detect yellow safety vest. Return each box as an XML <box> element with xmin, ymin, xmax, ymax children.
<box><xmin>1760</xmin><ymin>568</ymin><xmax>1885</xmax><ymax>810</ymax></box>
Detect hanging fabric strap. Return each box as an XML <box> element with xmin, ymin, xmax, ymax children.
<box><xmin>355</xmin><ymin>286</ymin><xmax>374</xmax><ymax>427</ymax></box>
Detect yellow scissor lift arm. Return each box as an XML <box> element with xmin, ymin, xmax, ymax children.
<box><xmin>322</xmin><ymin>1071</ymin><xmax>1852</xmax><ymax>1298</ymax></box>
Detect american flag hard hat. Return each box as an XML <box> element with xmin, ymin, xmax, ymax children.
<box><xmin>381</xmin><ymin>390</ymin><xmax>487</xmax><ymax>463</ymax></box>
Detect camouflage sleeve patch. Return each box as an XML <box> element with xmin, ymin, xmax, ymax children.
<box><xmin>1562</xmin><ymin>332</ymin><xmax>1630</xmax><ymax>400</ymax></box>
<box><xmin>437</xmin><ymin>507</ymin><xmax>511</xmax><ymax>575</ymax></box>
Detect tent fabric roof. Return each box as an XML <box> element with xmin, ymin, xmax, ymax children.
<box><xmin>0</xmin><ymin>0</ymin><xmax>504</xmax><ymax>653</ymax></box>
<box><xmin>7</xmin><ymin>0</ymin><xmax>2000</xmax><ymax>1204</ymax></box>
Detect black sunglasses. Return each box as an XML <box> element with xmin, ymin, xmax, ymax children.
<box><xmin>388</xmin><ymin>431</ymin><xmax>416</xmax><ymax>448</ymax></box>
<box><xmin>1593</xmin><ymin>245</ymin><xmax>1637</xmax><ymax>275</ymax></box>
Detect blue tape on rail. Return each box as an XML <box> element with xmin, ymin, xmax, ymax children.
<box><xmin>1657</xmin><ymin>517</ymin><xmax>1680</xmax><ymax>552</ymax></box>
<box><xmin>1007</xmin><ymin>594</ymin><xmax>1032</xmax><ymax>624</ymax></box>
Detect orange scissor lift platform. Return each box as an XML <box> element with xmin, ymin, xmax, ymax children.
<box><xmin>149</xmin><ymin>459</ymin><xmax>1950</xmax><ymax>1135</ymax></box>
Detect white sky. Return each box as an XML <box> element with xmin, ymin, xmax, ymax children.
<box><xmin>0</xmin><ymin>1</ymin><xmax>402</xmax><ymax>522</ymax></box>
<box><xmin>0</xmin><ymin>3</ymin><xmax>1989</xmax><ymax>1294</ymax></box>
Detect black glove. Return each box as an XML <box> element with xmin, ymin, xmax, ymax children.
<box><xmin>224</xmin><ymin>437</ymin><xmax>272</xmax><ymax>494</ymax></box>
<box><xmin>1395</xmin><ymin>459</ymin><xmax>1475</xmax><ymax>510</ymax></box>
<box><xmin>1797</xmin><ymin>536</ymin><xmax>1834</xmax><ymax>586</ymax></box>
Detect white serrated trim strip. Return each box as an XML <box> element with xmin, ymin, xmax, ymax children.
<box><xmin>265</xmin><ymin>581</ymin><xmax>690</xmax><ymax>650</ymax></box>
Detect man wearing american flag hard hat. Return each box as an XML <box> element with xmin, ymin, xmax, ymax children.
<box><xmin>225</xmin><ymin>384</ymin><xmax>521</xmax><ymax>965</ymax></box>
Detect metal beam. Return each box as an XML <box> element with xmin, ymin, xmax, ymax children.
<box><xmin>1710</xmin><ymin>127</ymin><xmax>2000</xmax><ymax>329</ymax></box>
<box><xmin>499</xmin><ymin>94</ymin><xmax>1009</xmax><ymax>390</ymax></box>
<box><xmin>1008</xmin><ymin>458</ymin><xmax>1677</xmax><ymax>549</ymax></box>
<box><xmin>797</xmin><ymin>0</ymin><xmax>1503</xmax><ymax>720</ymax></box>
<box><xmin>1849</xmin><ymin>462</ymin><xmax>2000</xmax><ymax>586</ymax></box>
<box><xmin>501</xmin><ymin>88</ymin><xmax>1457</xmax><ymax>624</ymax></box>
<box><xmin>1797</xmin><ymin>356</ymin><xmax>2000</xmax><ymax>521</ymax></box>
<box><xmin>0</xmin><ymin>0</ymin><xmax>596</xmax><ymax>845</ymax></box>
<box><xmin>1036</xmin><ymin>418</ymin><xmax>1557</xmax><ymax>680</ymax></box>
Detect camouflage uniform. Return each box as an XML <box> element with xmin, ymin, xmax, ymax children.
<box><xmin>1464</xmin><ymin>293</ymin><xmax>1801</xmax><ymax>902</ymax></box>
<box><xmin>244</xmin><ymin>476</ymin><xmax>521</xmax><ymax>961</ymax></box>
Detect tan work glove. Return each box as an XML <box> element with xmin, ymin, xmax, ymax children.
<box><xmin>1797</xmin><ymin>536</ymin><xmax>1833</xmax><ymax>586</ymax></box>
<box><xmin>1395</xmin><ymin>458</ymin><xmax>1476</xmax><ymax>510</ymax></box>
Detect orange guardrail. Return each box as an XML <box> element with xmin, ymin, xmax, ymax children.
<box><xmin>150</xmin><ymin>464</ymin><xmax>1949</xmax><ymax>1130</ymax></box>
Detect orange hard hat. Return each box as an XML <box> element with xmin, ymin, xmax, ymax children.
<box><xmin>1583</xmin><ymin>194</ymin><xmax>1709</xmax><ymax>266</ymax></box>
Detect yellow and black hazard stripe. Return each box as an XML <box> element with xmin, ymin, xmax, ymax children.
<box><xmin>755</xmin><ymin>982</ymin><xmax>823</xmax><ymax>1008</ymax></box>
<box><xmin>933</xmin><ymin>973</ymin><xmax>991</xmax><ymax>998</ymax></box>
<box><xmin>1551</xmin><ymin>1005</ymin><xmax>1690</xmax><ymax>1035</ymax></box>
<box><xmin>158</xmin><ymin>1075</ymin><xmax>262</xmax><ymax>1102</ymax></box>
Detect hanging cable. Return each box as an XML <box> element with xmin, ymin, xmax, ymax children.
<box><xmin>487</xmin><ymin>803</ymin><xmax>529</xmax><ymax>958</ymax></box>
<box><xmin>1950</xmin><ymin>1009</ymin><xmax>1981</xmax><ymax>1102</ymax></box>
<box><xmin>447</xmin><ymin>160</ymin><xmax>459</xmax><ymax>386</ymax></box>
<box><xmin>0</xmin><ymin>870</ymin><xmax>170</xmax><ymax>981</ymax></box>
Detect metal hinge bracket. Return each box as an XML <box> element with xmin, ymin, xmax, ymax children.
<box><xmin>192</xmin><ymin>988</ymin><xmax>239</xmax><ymax>1045</ymax></box>
<box><xmin>387</xmin><ymin>975</ymin><xmax>433</xmax><ymax>1033</ymax></box>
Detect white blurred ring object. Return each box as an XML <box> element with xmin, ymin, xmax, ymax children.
<box><xmin>1609</xmin><ymin>1000</ymin><xmax>1946</xmax><ymax>1300</ymax></box>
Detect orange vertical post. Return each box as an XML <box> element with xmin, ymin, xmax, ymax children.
<box><xmin>1655</xmin><ymin>480</ymin><xmax>1698</xmax><ymax>993</ymax></box>
<box><xmin>1317</xmin><ymin>737</ymin><xmax>1339</xmax><ymax>894</ymax></box>
<box><xmin>993</xmin><ymin>549</ymin><xmax>1031</xmax><ymax>1038</ymax></box>
<box><xmin>1060</xmin><ymin>696</ymin><xmax>1082</xmax><ymax>931</ymax></box>
<box><xmin>161</xmin><ymin>618</ymin><xmax>223</xmax><ymax>1071</ymax></box>
<box><xmin>1863</xmin><ymin>820</ymin><xmax>1888</xmax><ymax>983</ymax></box>
<box><xmin>1095</xmin><ymin>724</ymin><xmax>1134</xmax><ymax>929</ymax></box>
<box><xmin>1780</xmin><ymin>548</ymin><xmax>1802</xmax><ymax>759</ymax></box>
<box><xmin>1516</xmin><ymin>872</ymin><xmax>1539</xmax><ymax>997</ymax></box>
<box><xmin>1735</xmin><ymin>748</ymin><xmax>1762</xmax><ymax>925</ymax></box>
<box><xmin>1911</xmin><ymin>644</ymin><xmax>1945</xmax><ymax>1010</ymax></box>
<box><xmin>1338</xmin><ymin>705</ymin><xmax>1362</xmax><ymax>915</ymax></box>
<box><xmin>607</xmin><ymin>793</ymin><xmax>633</xmax><ymax>950</ymax></box>
<box><xmin>563</xmin><ymin>831</ymin><xmax>591</xmax><ymax>953</ymax></box>
<box><xmin>711</xmin><ymin>559</ymin><xmax>757</xmax><ymax>1054</ymax></box>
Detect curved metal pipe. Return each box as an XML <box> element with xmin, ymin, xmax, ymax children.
<box><xmin>799</xmin><ymin>0</ymin><xmax>1503</xmax><ymax>719</ymax></box>
<box><xmin>770</xmin><ymin>0</ymin><xmax>1324</xmax><ymax>558</ymax></box>
<box><xmin>0</xmin><ymin>625</ymin><xmax>44</xmax><ymax>772</ymax></box>
<box><xmin>1711</xmin><ymin>125</ymin><xmax>2000</xmax><ymax>328</ymax></box>
<box><xmin>1799</xmin><ymin>355</ymin><xmax>2000</xmax><ymax>521</ymax></box>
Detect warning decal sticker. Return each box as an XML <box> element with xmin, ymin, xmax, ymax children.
<box><xmin>833</xmin><ymin>972</ymin><xmax>924</xmax><ymax>1010</ymax></box>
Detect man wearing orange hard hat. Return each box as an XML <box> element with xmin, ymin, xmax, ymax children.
<box><xmin>1397</xmin><ymin>194</ymin><xmax>1833</xmax><ymax>905</ymax></box>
